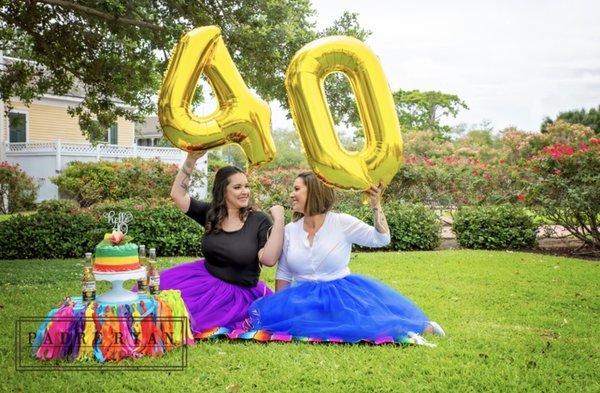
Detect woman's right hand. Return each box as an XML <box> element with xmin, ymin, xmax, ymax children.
<box><xmin>171</xmin><ymin>150</ymin><xmax>206</xmax><ymax>213</ymax></box>
<box><xmin>186</xmin><ymin>150</ymin><xmax>207</xmax><ymax>163</ymax></box>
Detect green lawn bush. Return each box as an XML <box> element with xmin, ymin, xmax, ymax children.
<box><xmin>385</xmin><ymin>202</ymin><xmax>442</xmax><ymax>250</ymax></box>
<box><xmin>0</xmin><ymin>199</ymin><xmax>98</xmax><ymax>259</ymax></box>
<box><xmin>90</xmin><ymin>198</ymin><xmax>203</xmax><ymax>257</ymax></box>
<box><xmin>452</xmin><ymin>205</ymin><xmax>538</xmax><ymax>249</ymax></box>
<box><xmin>338</xmin><ymin>201</ymin><xmax>442</xmax><ymax>251</ymax></box>
<box><xmin>0</xmin><ymin>198</ymin><xmax>203</xmax><ymax>259</ymax></box>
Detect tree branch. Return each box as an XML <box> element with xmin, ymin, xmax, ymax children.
<box><xmin>33</xmin><ymin>0</ymin><xmax>163</xmax><ymax>31</ymax></box>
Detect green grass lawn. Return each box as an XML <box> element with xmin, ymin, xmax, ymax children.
<box><xmin>1</xmin><ymin>251</ymin><xmax>598</xmax><ymax>392</ymax></box>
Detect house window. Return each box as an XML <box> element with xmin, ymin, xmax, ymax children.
<box><xmin>8</xmin><ymin>111</ymin><xmax>27</xmax><ymax>143</ymax></box>
<box><xmin>107</xmin><ymin>124</ymin><xmax>118</xmax><ymax>144</ymax></box>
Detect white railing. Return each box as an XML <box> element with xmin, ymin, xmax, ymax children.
<box><xmin>6</xmin><ymin>141</ymin><xmax>185</xmax><ymax>160</ymax></box>
<box><xmin>6</xmin><ymin>142</ymin><xmax>57</xmax><ymax>153</ymax></box>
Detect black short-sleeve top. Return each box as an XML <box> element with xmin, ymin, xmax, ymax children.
<box><xmin>185</xmin><ymin>198</ymin><xmax>271</xmax><ymax>287</ymax></box>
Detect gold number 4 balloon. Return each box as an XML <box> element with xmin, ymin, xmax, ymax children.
<box><xmin>158</xmin><ymin>26</ymin><xmax>275</xmax><ymax>166</ymax></box>
<box><xmin>159</xmin><ymin>27</ymin><xmax>403</xmax><ymax>190</ymax></box>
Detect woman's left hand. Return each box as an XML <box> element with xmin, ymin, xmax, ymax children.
<box><xmin>366</xmin><ymin>184</ymin><xmax>384</xmax><ymax>209</ymax></box>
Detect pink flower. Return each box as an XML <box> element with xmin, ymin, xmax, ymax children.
<box><xmin>554</xmin><ymin>168</ymin><xmax>561</xmax><ymax>176</ymax></box>
<box><xmin>110</xmin><ymin>230</ymin><xmax>125</xmax><ymax>245</ymax></box>
<box><xmin>579</xmin><ymin>143</ymin><xmax>589</xmax><ymax>152</ymax></box>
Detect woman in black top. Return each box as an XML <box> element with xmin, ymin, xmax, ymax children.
<box><xmin>159</xmin><ymin>151</ymin><xmax>284</xmax><ymax>336</ymax></box>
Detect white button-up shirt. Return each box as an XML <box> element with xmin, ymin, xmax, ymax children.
<box><xmin>275</xmin><ymin>212</ymin><xmax>391</xmax><ymax>283</ymax></box>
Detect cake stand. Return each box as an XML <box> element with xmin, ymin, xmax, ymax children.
<box><xmin>94</xmin><ymin>267</ymin><xmax>146</xmax><ymax>303</ymax></box>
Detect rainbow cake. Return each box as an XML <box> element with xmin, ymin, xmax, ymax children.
<box><xmin>93</xmin><ymin>231</ymin><xmax>141</xmax><ymax>273</ymax></box>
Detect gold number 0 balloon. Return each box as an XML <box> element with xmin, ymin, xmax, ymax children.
<box><xmin>158</xmin><ymin>26</ymin><xmax>275</xmax><ymax>166</ymax></box>
<box><xmin>286</xmin><ymin>36</ymin><xmax>403</xmax><ymax>190</ymax></box>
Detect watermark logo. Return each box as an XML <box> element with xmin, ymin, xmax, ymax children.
<box><xmin>15</xmin><ymin>316</ymin><xmax>189</xmax><ymax>371</ymax></box>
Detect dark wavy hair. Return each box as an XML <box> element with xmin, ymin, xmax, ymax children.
<box><xmin>205</xmin><ymin>166</ymin><xmax>254</xmax><ymax>234</ymax></box>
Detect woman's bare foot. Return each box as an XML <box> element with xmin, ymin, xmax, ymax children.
<box><xmin>428</xmin><ymin>321</ymin><xmax>446</xmax><ymax>337</ymax></box>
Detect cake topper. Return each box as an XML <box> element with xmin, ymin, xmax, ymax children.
<box><xmin>104</xmin><ymin>211</ymin><xmax>133</xmax><ymax>234</ymax></box>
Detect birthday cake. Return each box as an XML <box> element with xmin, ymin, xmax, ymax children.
<box><xmin>93</xmin><ymin>231</ymin><xmax>141</xmax><ymax>273</ymax></box>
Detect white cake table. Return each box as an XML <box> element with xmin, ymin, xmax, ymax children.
<box><xmin>94</xmin><ymin>267</ymin><xmax>146</xmax><ymax>303</ymax></box>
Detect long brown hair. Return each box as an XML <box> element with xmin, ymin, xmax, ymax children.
<box><xmin>205</xmin><ymin>166</ymin><xmax>254</xmax><ymax>234</ymax></box>
<box><xmin>293</xmin><ymin>171</ymin><xmax>336</xmax><ymax>222</ymax></box>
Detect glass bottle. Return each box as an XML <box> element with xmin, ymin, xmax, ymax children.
<box><xmin>137</xmin><ymin>245</ymin><xmax>148</xmax><ymax>293</ymax></box>
<box><xmin>82</xmin><ymin>253</ymin><xmax>96</xmax><ymax>302</ymax></box>
<box><xmin>148</xmin><ymin>248</ymin><xmax>160</xmax><ymax>295</ymax></box>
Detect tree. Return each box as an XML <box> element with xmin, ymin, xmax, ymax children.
<box><xmin>541</xmin><ymin>105</ymin><xmax>600</xmax><ymax>134</ymax></box>
<box><xmin>262</xmin><ymin>128</ymin><xmax>307</xmax><ymax>169</ymax></box>
<box><xmin>0</xmin><ymin>1</ymin><xmax>367</xmax><ymax>142</ymax></box>
<box><xmin>393</xmin><ymin>89</ymin><xmax>468</xmax><ymax>138</ymax></box>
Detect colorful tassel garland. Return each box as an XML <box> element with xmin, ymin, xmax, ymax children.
<box><xmin>33</xmin><ymin>291</ymin><xmax>193</xmax><ymax>363</ymax></box>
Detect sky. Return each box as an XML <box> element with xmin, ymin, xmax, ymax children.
<box><xmin>269</xmin><ymin>0</ymin><xmax>600</xmax><ymax>133</ymax></box>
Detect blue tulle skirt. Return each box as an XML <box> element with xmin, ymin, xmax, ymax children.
<box><xmin>247</xmin><ymin>274</ymin><xmax>430</xmax><ymax>343</ymax></box>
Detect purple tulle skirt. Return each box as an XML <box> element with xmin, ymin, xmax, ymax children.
<box><xmin>157</xmin><ymin>259</ymin><xmax>272</xmax><ymax>334</ymax></box>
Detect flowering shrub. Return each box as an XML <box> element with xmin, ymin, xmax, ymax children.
<box><xmin>0</xmin><ymin>161</ymin><xmax>38</xmax><ymax>214</ymax></box>
<box><xmin>526</xmin><ymin>136</ymin><xmax>600</xmax><ymax>250</ymax></box>
<box><xmin>498</xmin><ymin>121</ymin><xmax>595</xmax><ymax>162</ymax></box>
<box><xmin>387</xmin><ymin>155</ymin><xmax>525</xmax><ymax>208</ymax></box>
<box><xmin>250</xmin><ymin>166</ymin><xmax>309</xmax><ymax>211</ymax></box>
<box><xmin>51</xmin><ymin>158</ymin><xmax>180</xmax><ymax>206</ymax></box>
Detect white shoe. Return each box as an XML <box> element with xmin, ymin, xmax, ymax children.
<box><xmin>429</xmin><ymin>321</ymin><xmax>446</xmax><ymax>337</ymax></box>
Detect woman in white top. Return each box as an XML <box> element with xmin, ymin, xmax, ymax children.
<box><xmin>247</xmin><ymin>171</ymin><xmax>444</xmax><ymax>344</ymax></box>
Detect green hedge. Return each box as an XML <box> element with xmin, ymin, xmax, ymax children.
<box><xmin>0</xmin><ymin>200</ymin><xmax>98</xmax><ymax>259</ymax></box>
<box><xmin>452</xmin><ymin>205</ymin><xmax>538</xmax><ymax>249</ymax></box>
<box><xmin>337</xmin><ymin>201</ymin><xmax>442</xmax><ymax>251</ymax></box>
<box><xmin>0</xmin><ymin>198</ymin><xmax>203</xmax><ymax>259</ymax></box>
<box><xmin>90</xmin><ymin>199</ymin><xmax>203</xmax><ymax>257</ymax></box>
<box><xmin>385</xmin><ymin>202</ymin><xmax>442</xmax><ymax>251</ymax></box>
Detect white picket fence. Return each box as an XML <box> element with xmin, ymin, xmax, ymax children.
<box><xmin>4</xmin><ymin>140</ymin><xmax>207</xmax><ymax>202</ymax></box>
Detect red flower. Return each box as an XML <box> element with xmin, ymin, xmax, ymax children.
<box><xmin>590</xmin><ymin>137</ymin><xmax>600</xmax><ymax>145</ymax></box>
<box><xmin>564</xmin><ymin>146</ymin><xmax>574</xmax><ymax>155</ymax></box>
<box><xmin>579</xmin><ymin>142</ymin><xmax>589</xmax><ymax>152</ymax></box>
<box><xmin>516</xmin><ymin>193</ymin><xmax>526</xmax><ymax>202</ymax></box>
<box><xmin>543</xmin><ymin>143</ymin><xmax>575</xmax><ymax>160</ymax></box>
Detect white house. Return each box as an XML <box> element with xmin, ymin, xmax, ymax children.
<box><xmin>0</xmin><ymin>54</ymin><xmax>207</xmax><ymax>202</ymax></box>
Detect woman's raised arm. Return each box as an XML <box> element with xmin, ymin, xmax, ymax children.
<box><xmin>170</xmin><ymin>151</ymin><xmax>206</xmax><ymax>213</ymax></box>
